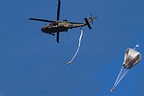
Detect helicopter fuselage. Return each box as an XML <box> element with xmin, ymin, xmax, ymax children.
<box><xmin>41</xmin><ymin>21</ymin><xmax>86</xmax><ymax>34</ymax></box>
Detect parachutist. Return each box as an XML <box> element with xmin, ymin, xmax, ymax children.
<box><xmin>66</xmin><ymin>29</ymin><xmax>83</xmax><ymax>64</ymax></box>
<box><xmin>110</xmin><ymin>46</ymin><xmax>141</xmax><ymax>92</ymax></box>
<box><xmin>110</xmin><ymin>87</ymin><xmax>115</xmax><ymax>92</ymax></box>
<box><xmin>66</xmin><ymin>62</ymin><xmax>71</xmax><ymax>65</ymax></box>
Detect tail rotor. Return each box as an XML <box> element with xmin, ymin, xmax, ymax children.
<box><xmin>89</xmin><ymin>13</ymin><xmax>97</xmax><ymax>24</ymax></box>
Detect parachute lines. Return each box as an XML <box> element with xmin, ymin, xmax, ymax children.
<box><xmin>110</xmin><ymin>66</ymin><xmax>129</xmax><ymax>92</ymax></box>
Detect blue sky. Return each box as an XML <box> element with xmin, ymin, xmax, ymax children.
<box><xmin>0</xmin><ymin>0</ymin><xmax>144</xmax><ymax>96</ymax></box>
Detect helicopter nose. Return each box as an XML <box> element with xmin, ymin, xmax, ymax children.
<box><xmin>41</xmin><ymin>27</ymin><xmax>45</xmax><ymax>32</ymax></box>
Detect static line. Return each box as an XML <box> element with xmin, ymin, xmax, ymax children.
<box><xmin>66</xmin><ymin>29</ymin><xmax>83</xmax><ymax>64</ymax></box>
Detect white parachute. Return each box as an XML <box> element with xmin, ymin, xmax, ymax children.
<box><xmin>110</xmin><ymin>45</ymin><xmax>142</xmax><ymax>92</ymax></box>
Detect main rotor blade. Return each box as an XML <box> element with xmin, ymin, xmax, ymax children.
<box><xmin>56</xmin><ymin>32</ymin><xmax>60</xmax><ymax>43</ymax></box>
<box><xmin>57</xmin><ymin>0</ymin><xmax>61</xmax><ymax>20</ymax></box>
<box><xmin>29</xmin><ymin>18</ymin><xmax>55</xmax><ymax>23</ymax></box>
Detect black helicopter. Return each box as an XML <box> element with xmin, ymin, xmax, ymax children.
<box><xmin>29</xmin><ymin>0</ymin><xmax>97</xmax><ymax>43</ymax></box>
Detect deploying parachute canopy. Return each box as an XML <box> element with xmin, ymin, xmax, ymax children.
<box><xmin>110</xmin><ymin>45</ymin><xmax>142</xmax><ymax>92</ymax></box>
<box><xmin>66</xmin><ymin>28</ymin><xmax>83</xmax><ymax>64</ymax></box>
<box><xmin>123</xmin><ymin>48</ymin><xmax>141</xmax><ymax>69</ymax></box>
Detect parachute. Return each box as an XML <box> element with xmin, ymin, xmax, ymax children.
<box><xmin>110</xmin><ymin>45</ymin><xmax>142</xmax><ymax>92</ymax></box>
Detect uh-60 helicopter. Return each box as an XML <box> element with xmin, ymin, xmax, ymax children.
<box><xmin>29</xmin><ymin>0</ymin><xmax>97</xmax><ymax>43</ymax></box>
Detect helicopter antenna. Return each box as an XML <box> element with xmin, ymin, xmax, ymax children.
<box><xmin>56</xmin><ymin>32</ymin><xmax>60</xmax><ymax>43</ymax></box>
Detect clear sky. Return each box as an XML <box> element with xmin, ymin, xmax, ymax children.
<box><xmin>0</xmin><ymin>0</ymin><xmax>144</xmax><ymax>96</ymax></box>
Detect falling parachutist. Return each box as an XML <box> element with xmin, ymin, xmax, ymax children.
<box><xmin>110</xmin><ymin>87</ymin><xmax>115</xmax><ymax>92</ymax></box>
<box><xmin>110</xmin><ymin>44</ymin><xmax>141</xmax><ymax>92</ymax></box>
<box><xmin>66</xmin><ymin>28</ymin><xmax>83</xmax><ymax>65</ymax></box>
<box><xmin>66</xmin><ymin>61</ymin><xmax>71</xmax><ymax>65</ymax></box>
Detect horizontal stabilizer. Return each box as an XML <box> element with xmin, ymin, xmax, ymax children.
<box><xmin>84</xmin><ymin>18</ymin><xmax>92</xmax><ymax>29</ymax></box>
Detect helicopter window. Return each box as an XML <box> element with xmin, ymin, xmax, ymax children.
<box><xmin>52</xmin><ymin>22</ymin><xmax>57</xmax><ymax>26</ymax></box>
<box><xmin>52</xmin><ymin>22</ymin><xmax>54</xmax><ymax>24</ymax></box>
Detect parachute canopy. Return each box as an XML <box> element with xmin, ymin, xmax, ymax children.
<box><xmin>123</xmin><ymin>48</ymin><xmax>142</xmax><ymax>69</ymax></box>
<box><xmin>110</xmin><ymin>45</ymin><xmax>142</xmax><ymax>92</ymax></box>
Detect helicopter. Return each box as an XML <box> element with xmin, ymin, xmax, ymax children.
<box><xmin>29</xmin><ymin>0</ymin><xmax>97</xmax><ymax>43</ymax></box>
